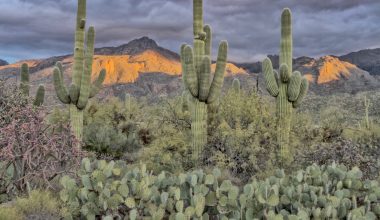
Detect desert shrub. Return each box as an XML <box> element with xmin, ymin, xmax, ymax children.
<box><xmin>0</xmin><ymin>190</ymin><xmax>63</xmax><ymax>220</ymax></box>
<box><xmin>0</xmin><ymin>80</ymin><xmax>28</xmax><ymax>128</ymax></box>
<box><xmin>205</xmin><ymin>91</ymin><xmax>277</xmax><ymax>179</ymax></box>
<box><xmin>48</xmin><ymin>97</ymin><xmax>153</xmax><ymax>158</ymax></box>
<box><xmin>139</xmin><ymin>96</ymin><xmax>192</xmax><ymax>173</ymax></box>
<box><xmin>295</xmin><ymin>137</ymin><xmax>380</xmax><ymax>180</ymax></box>
<box><xmin>319</xmin><ymin>106</ymin><xmax>349</xmax><ymax>142</ymax></box>
<box><xmin>60</xmin><ymin>158</ymin><xmax>380</xmax><ymax>219</ymax></box>
<box><xmin>83</xmin><ymin>97</ymin><xmax>152</xmax><ymax>157</ymax></box>
<box><xmin>140</xmin><ymin>91</ymin><xmax>324</xmax><ymax>180</ymax></box>
<box><xmin>0</xmin><ymin>97</ymin><xmax>82</xmax><ymax>202</ymax></box>
<box><xmin>0</xmin><ymin>205</ymin><xmax>23</xmax><ymax>220</ymax></box>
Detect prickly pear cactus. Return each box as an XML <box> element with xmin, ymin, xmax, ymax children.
<box><xmin>19</xmin><ymin>63</ymin><xmax>45</xmax><ymax>106</ymax></box>
<box><xmin>52</xmin><ymin>0</ymin><xmax>106</xmax><ymax>145</ymax></box>
<box><xmin>181</xmin><ymin>0</ymin><xmax>228</xmax><ymax>161</ymax></box>
<box><xmin>60</xmin><ymin>159</ymin><xmax>380</xmax><ymax>219</ymax></box>
<box><xmin>262</xmin><ymin>8</ymin><xmax>309</xmax><ymax>162</ymax></box>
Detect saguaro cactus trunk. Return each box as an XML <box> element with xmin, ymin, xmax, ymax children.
<box><xmin>364</xmin><ymin>96</ymin><xmax>371</xmax><ymax>129</ymax></box>
<box><xmin>181</xmin><ymin>0</ymin><xmax>228</xmax><ymax>161</ymax></box>
<box><xmin>262</xmin><ymin>9</ymin><xmax>309</xmax><ymax>163</ymax></box>
<box><xmin>52</xmin><ymin>0</ymin><xmax>106</xmax><ymax>147</ymax></box>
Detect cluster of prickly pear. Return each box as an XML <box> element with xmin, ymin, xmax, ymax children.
<box><xmin>19</xmin><ymin>63</ymin><xmax>45</xmax><ymax>106</ymax></box>
<box><xmin>53</xmin><ymin>0</ymin><xmax>106</xmax><ymax>145</ymax></box>
<box><xmin>181</xmin><ymin>0</ymin><xmax>228</xmax><ymax>161</ymax></box>
<box><xmin>262</xmin><ymin>8</ymin><xmax>309</xmax><ymax>163</ymax></box>
<box><xmin>60</xmin><ymin>159</ymin><xmax>380</xmax><ymax>219</ymax></box>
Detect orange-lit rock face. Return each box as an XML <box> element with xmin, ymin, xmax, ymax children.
<box><xmin>303</xmin><ymin>73</ymin><xmax>314</xmax><ymax>83</ymax></box>
<box><xmin>91</xmin><ymin>50</ymin><xmax>247</xmax><ymax>85</ymax></box>
<box><xmin>0</xmin><ymin>49</ymin><xmax>247</xmax><ymax>86</ymax></box>
<box><xmin>92</xmin><ymin>50</ymin><xmax>182</xmax><ymax>85</ymax></box>
<box><xmin>211</xmin><ymin>63</ymin><xmax>248</xmax><ymax>76</ymax></box>
<box><xmin>0</xmin><ymin>60</ymin><xmax>40</xmax><ymax>70</ymax></box>
<box><xmin>317</xmin><ymin>56</ymin><xmax>356</xmax><ymax>84</ymax></box>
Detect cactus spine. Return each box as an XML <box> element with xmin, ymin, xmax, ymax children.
<box><xmin>52</xmin><ymin>0</ymin><xmax>105</xmax><ymax>146</ymax></box>
<box><xmin>20</xmin><ymin>63</ymin><xmax>45</xmax><ymax>106</ymax></box>
<box><xmin>262</xmin><ymin>8</ymin><xmax>309</xmax><ymax>162</ymax></box>
<box><xmin>181</xmin><ymin>0</ymin><xmax>228</xmax><ymax>161</ymax></box>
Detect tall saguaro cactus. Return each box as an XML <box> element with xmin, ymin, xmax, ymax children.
<box><xmin>364</xmin><ymin>96</ymin><xmax>371</xmax><ymax>129</ymax></box>
<box><xmin>262</xmin><ymin>8</ymin><xmax>309</xmax><ymax>162</ymax></box>
<box><xmin>20</xmin><ymin>63</ymin><xmax>45</xmax><ymax>106</ymax></box>
<box><xmin>53</xmin><ymin>0</ymin><xmax>106</xmax><ymax>146</ymax></box>
<box><xmin>181</xmin><ymin>0</ymin><xmax>228</xmax><ymax>161</ymax></box>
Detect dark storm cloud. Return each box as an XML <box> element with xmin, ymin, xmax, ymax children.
<box><xmin>1</xmin><ymin>0</ymin><xmax>380</xmax><ymax>63</ymax></box>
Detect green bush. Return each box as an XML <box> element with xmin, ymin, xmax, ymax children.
<box><xmin>60</xmin><ymin>158</ymin><xmax>380</xmax><ymax>219</ymax></box>
<box><xmin>139</xmin><ymin>96</ymin><xmax>192</xmax><ymax>174</ymax></box>
<box><xmin>0</xmin><ymin>190</ymin><xmax>63</xmax><ymax>220</ymax></box>
<box><xmin>48</xmin><ymin>97</ymin><xmax>153</xmax><ymax>158</ymax></box>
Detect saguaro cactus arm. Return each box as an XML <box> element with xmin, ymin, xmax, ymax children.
<box><xmin>279</xmin><ymin>64</ymin><xmax>290</xmax><ymax>82</ymax></box>
<box><xmin>33</xmin><ymin>85</ymin><xmax>45</xmax><ymax>106</ymax></box>
<box><xmin>204</xmin><ymin>25</ymin><xmax>212</xmax><ymax>56</ymax></box>
<box><xmin>207</xmin><ymin>41</ymin><xmax>228</xmax><ymax>104</ymax></box>
<box><xmin>182</xmin><ymin>45</ymin><xmax>198</xmax><ymax>97</ymax></box>
<box><xmin>262</xmin><ymin>58</ymin><xmax>279</xmax><ymax>97</ymax></box>
<box><xmin>89</xmin><ymin>69</ymin><xmax>106</xmax><ymax>98</ymax></box>
<box><xmin>292</xmin><ymin>78</ymin><xmax>309</xmax><ymax>108</ymax></box>
<box><xmin>198</xmin><ymin>57</ymin><xmax>211</xmax><ymax>102</ymax></box>
<box><xmin>287</xmin><ymin>71</ymin><xmax>301</xmax><ymax>102</ymax></box>
<box><xmin>53</xmin><ymin>67</ymin><xmax>71</xmax><ymax>104</ymax></box>
<box><xmin>77</xmin><ymin>26</ymin><xmax>95</xmax><ymax>109</ymax></box>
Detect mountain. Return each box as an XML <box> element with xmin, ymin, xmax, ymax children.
<box><xmin>0</xmin><ymin>59</ymin><xmax>8</xmax><ymax>66</ymax></box>
<box><xmin>235</xmin><ymin>55</ymin><xmax>379</xmax><ymax>94</ymax></box>
<box><xmin>0</xmin><ymin>37</ymin><xmax>247</xmax><ymax>104</ymax></box>
<box><xmin>339</xmin><ymin>48</ymin><xmax>380</xmax><ymax>75</ymax></box>
<box><xmin>296</xmin><ymin>55</ymin><xmax>377</xmax><ymax>94</ymax></box>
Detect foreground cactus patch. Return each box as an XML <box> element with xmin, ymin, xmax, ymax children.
<box><xmin>60</xmin><ymin>159</ymin><xmax>380</xmax><ymax>219</ymax></box>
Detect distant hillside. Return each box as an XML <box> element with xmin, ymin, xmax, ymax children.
<box><xmin>0</xmin><ymin>59</ymin><xmax>8</xmax><ymax>66</ymax></box>
<box><xmin>339</xmin><ymin>48</ymin><xmax>380</xmax><ymax>75</ymax></box>
<box><xmin>235</xmin><ymin>55</ymin><xmax>379</xmax><ymax>94</ymax></box>
<box><xmin>0</xmin><ymin>37</ymin><xmax>247</xmax><ymax>105</ymax></box>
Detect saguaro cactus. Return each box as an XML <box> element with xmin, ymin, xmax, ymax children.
<box><xmin>20</xmin><ymin>63</ymin><xmax>45</xmax><ymax>106</ymax></box>
<box><xmin>262</xmin><ymin>8</ymin><xmax>309</xmax><ymax>162</ymax></box>
<box><xmin>53</xmin><ymin>0</ymin><xmax>106</xmax><ymax>145</ymax></box>
<box><xmin>232</xmin><ymin>78</ymin><xmax>240</xmax><ymax>94</ymax></box>
<box><xmin>364</xmin><ymin>96</ymin><xmax>371</xmax><ymax>129</ymax></box>
<box><xmin>181</xmin><ymin>0</ymin><xmax>228</xmax><ymax>161</ymax></box>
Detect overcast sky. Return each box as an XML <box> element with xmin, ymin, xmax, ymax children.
<box><xmin>1</xmin><ymin>0</ymin><xmax>380</xmax><ymax>63</ymax></box>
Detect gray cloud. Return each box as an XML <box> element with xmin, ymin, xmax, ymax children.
<box><xmin>1</xmin><ymin>0</ymin><xmax>380</xmax><ymax>63</ymax></box>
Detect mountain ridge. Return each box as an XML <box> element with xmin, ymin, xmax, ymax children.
<box><xmin>339</xmin><ymin>48</ymin><xmax>380</xmax><ymax>76</ymax></box>
<box><xmin>0</xmin><ymin>37</ymin><xmax>379</xmax><ymax>101</ymax></box>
